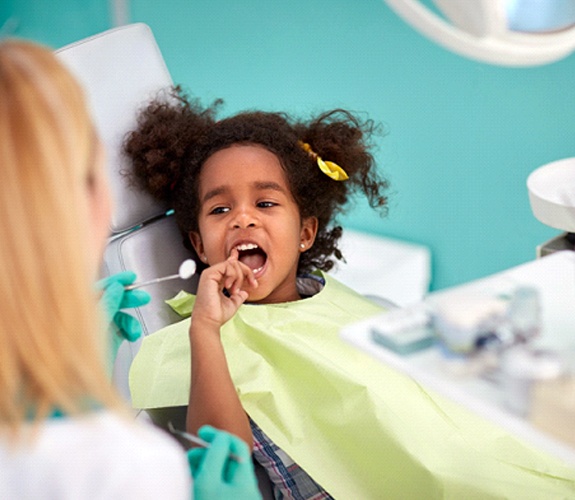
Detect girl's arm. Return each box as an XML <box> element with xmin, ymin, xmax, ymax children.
<box><xmin>186</xmin><ymin>252</ymin><xmax>257</xmax><ymax>448</ymax></box>
<box><xmin>187</xmin><ymin>316</ymin><xmax>252</xmax><ymax>448</ymax></box>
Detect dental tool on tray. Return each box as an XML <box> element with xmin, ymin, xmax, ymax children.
<box><xmin>167</xmin><ymin>422</ymin><xmax>244</xmax><ymax>462</ymax></box>
<box><xmin>124</xmin><ymin>259</ymin><xmax>196</xmax><ymax>290</ymax></box>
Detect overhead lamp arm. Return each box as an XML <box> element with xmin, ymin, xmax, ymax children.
<box><xmin>383</xmin><ymin>0</ymin><xmax>575</xmax><ymax>66</ymax></box>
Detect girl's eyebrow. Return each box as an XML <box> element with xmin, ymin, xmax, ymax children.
<box><xmin>202</xmin><ymin>186</ymin><xmax>228</xmax><ymax>203</ymax></box>
<box><xmin>254</xmin><ymin>181</ymin><xmax>286</xmax><ymax>193</ymax></box>
<box><xmin>202</xmin><ymin>181</ymin><xmax>286</xmax><ymax>203</ymax></box>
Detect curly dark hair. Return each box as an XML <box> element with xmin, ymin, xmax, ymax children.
<box><xmin>124</xmin><ymin>87</ymin><xmax>389</xmax><ymax>274</ymax></box>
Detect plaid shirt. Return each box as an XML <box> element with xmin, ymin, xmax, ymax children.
<box><xmin>251</xmin><ymin>419</ymin><xmax>334</xmax><ymax>500</ymax></box>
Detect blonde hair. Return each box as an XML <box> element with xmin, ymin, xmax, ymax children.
<box><xmin>0</xmin><ymin>40</ymin><xmax>120</xmax><ymax>433</ymax></box>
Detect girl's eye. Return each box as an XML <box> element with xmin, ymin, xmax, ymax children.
<box><xmin>257</xmin><ymin>201</ymin><xmax>276</xmax><ymax>208</ymax></box>
<box><xmin>209</xmin><ymin>206</ymin><xmax>230</xmax><ymax>215</ymax></box>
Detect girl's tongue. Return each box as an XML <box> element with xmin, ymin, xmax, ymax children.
<box><xmin>238</xmin><ymin>248</ymin><xmax>267</xmax><ymax>271</ymax></box>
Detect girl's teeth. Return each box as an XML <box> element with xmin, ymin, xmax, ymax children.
<box><xmin>252</xmin><ymin>266</ymin><xmax>263</xmax><ymax>274</ymax></box>
<box><xmin>236</xmin><ymin>243</ymin><xmax>258</xmax><ymax>251</ymax></box>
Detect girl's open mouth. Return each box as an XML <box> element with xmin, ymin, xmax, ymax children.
<box><xmin>235</xmin><ymin>243</ymin><xmax>267</xmax><ymax>276</ymax></box>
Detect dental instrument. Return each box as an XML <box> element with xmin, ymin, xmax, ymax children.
<box><xmin>167</xmin><ymin>422</ymin><xmax>243</xmax><ymax>463</ymax></box>
<box><xmin>125</xmin><ymin>259</ymin><xmax>196</xmax><ymax>290</ymax></box>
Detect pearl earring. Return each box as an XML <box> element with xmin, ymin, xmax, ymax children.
<box><xmin>300</xmin><ymin>243</ymin><xmax>305</xmax><ymax>249</ymax></box>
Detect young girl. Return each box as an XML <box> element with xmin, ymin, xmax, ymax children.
<box><xmin>126</xmin><ymin>89</ymin><xmax>575</xmax><ymax>499</ymax></box>
<box><xmin>125</xmin><ymin>89</ymin><xmax>388</xmax><ymax>497</ymax></box>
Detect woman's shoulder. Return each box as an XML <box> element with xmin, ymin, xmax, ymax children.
<box><xmin>56</xmin><ymin>410</ymin><xmax>189</xmax><ymax>470</ymax></box>
<box><xmin>0</xmin><ymin>410</ymin><xmax>191</xmax><ymax>499</ymax></box>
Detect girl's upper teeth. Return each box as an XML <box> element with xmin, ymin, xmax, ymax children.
<box><xmin>236</xmin><ymin>243</ymin><xmax>258</xmax><ymax>251</ymax></box>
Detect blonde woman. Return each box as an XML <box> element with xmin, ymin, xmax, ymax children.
<box><xmin>0</xmin><ymin>40</ymin><xmax>259</xmax><ymax>499</ymax></box>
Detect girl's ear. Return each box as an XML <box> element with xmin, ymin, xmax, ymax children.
<box><xmin>299</xmin><ymin>216</ymin><xmax>318</xmax><ymax>251</ymax></box>
<box><xmin>189</xmin><ymin>231</ymin><xmax>205</xmax><ymax>261</ymax></box>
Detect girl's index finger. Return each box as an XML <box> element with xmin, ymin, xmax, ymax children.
<box><xmin>228</xmin><ymin>247</ymin><xmax>239</xmax><ymax>262</ymax></box>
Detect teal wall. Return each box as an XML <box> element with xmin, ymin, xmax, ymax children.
<box><xmin>3</xmin><ymin>1</ymin><xmax>574</xmax><ymax>290</ymax></box>
<box><xmin>2</xmin><ymin>0</ymin><xmax>109</xmax><ymax>48</ymax></box>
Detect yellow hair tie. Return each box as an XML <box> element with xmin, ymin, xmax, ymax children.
<box><xmin>299</xmin><ymin>141</ymin><xmax>349</xmax><ymax>181</ymax></box>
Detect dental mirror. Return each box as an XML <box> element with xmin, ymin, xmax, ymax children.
<box><xmin>125</xmin><ymin>259</ymin><xmax>197</xmax><ymax>290</ymax></box>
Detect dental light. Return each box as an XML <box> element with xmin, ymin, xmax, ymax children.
<box><xmin>383</xmin><ymin>0</ymin><xmax>575</xmax><ymax>66</ymax></box>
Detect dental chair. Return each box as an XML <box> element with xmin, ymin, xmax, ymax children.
<box><xmin>56</xmin><ymin>19</ymin><xmax>431</xmax><ymax>394</ymax></box>
<box><xmin>56</xmin><ymin>23</ymin><xmax>431</xmax><ymax>498</ymax></box>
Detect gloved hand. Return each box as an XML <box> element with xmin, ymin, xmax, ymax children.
<box><xmin>97</xmin><ymin>271</ymin><xmax>151</xmax><ymax>362</ymax></box>
<box><xmin>188</xmin><ymin>425</ymin><xmax>262</xmax><ymax>500</ymax></box>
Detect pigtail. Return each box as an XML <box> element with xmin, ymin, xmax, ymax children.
<box><xmin>123</xmin><ymin>86</ymin><xmax>221</xmax><ymax>205</ymax></box>
<box><xmin>294</xmin><ymin>109</ymin><xmax>389</xmax><ymax>273</ymax></box>
<box><xmin>300</xmin><ymin>109</ymin><xmax>388</xmax><ymax>214</ymax></box>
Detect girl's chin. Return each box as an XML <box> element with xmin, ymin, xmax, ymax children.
<box><xmin>244</xmin><ymin>288</ymin><xmax>269</xmax><ymax>304</ymax></box>
<box><xmin>245</xmin><ymin>286</ymin><xmax>302</xmax><ymax>305</ymax></box>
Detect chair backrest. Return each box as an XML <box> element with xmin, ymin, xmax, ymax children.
<box><xmin>57</xmin><ymin>23</ymin><xmax>168</xmax><ymax>233</ymax></box>
<box><xmin>56</xmin><ymin>23</ymin><xmax>197</xmax><ymax>399</ymax></box>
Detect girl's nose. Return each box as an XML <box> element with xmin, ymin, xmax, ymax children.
<box><xmin>231</xmin><ymin>207</ymin><xmax>258</xmax><ymax>229</ymax></box>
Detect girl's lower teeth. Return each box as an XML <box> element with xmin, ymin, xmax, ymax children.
<box><xmin>252</xmin><ymin>266</ymin><xmax>263</xmax><ymax>274</ymax></box>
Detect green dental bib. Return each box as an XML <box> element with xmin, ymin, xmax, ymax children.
<box><xmin>130</xmin><ymin>273</ymin><xmax>575</xmax><ymax>499</ymax></box>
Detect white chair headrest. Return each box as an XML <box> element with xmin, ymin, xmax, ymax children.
<box><xmin>56</xmin><ymin>23</ymin><xmax>172</xmax><ymax>233</ymax></box>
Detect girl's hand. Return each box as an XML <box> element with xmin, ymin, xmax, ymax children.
<box><xmin>192</xmin><ymin>249</ymin><xmax>258</xmax><ymax>329</ymax></box>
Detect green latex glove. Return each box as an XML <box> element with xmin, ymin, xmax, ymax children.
<box><xmin>97</xmin><ymin>271</ymin><xmax>151</xmax><ymax>362</ymax></box>
<box><xmin>188</xmin><ymin>426</ymin><xmax>262</xmax><ymax>500</ymax></box>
